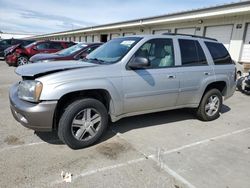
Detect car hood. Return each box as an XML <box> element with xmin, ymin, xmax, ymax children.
<box><xmin>4</xmin><ymin>44</ymin><xmax>21</xmax><ymax>55</ymax></box>
<box><xmin>15</xmin><ymin>60</ymin><xmax>97</xmax><ymax>78</ymax></box>
<box><xmin>30</xmin><ymin>53</ymin><xmax>62</xmax><ymax>62</ymax></box>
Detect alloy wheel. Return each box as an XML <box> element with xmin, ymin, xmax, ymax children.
<box><xmin>71</xmin><ymin>108</ymin><xmax>101</xmax><ymax>141</ymax></box>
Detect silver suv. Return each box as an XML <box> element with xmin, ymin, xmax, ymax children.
<box><xmin>9</xmin><ymin>34</ymin><xmax>236</xmax><ymax>149</ymax></box>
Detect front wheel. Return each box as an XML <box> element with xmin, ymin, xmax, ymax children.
<box><xmin>17</xmin><ymin>56</ymin><xmax>29</xmax><ymax>66</ymax></box>
<box><xmin>58</xmin><ymin>98</ymin><xmax>108</xmax><ymax>149</ymax></box>
<box><xmin>196</xmin><ymin>89</ymin><xmax>222</xmax><ymax>121</ymax></box>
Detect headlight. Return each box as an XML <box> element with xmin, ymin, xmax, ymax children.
<box><xmin>40</xmin><ymin>59</ymin><xmax>52</xmax><ymax>63</ymax></box>
<box><xmin>18</xmin><ymin>80</ymin><xmax>43</xmax><ymax>102</ymax></box>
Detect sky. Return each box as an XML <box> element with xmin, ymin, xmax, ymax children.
<box><xmin>0</xmin><ymin>0</ymin><xmax>240</xmax><ymax>34</ymax></box>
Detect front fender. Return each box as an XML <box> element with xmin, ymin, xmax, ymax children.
<box><xmin>39</xmin><ymin>77</ymin><xmax>123</xmax><ymax>116</ymax></box>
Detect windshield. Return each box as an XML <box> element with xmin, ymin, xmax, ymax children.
<box><xmin>86</xmin><ymin>37</ymin><xmax>142</xmax><ymax>64</ymax></box>
<box><xmin>57</xmin><ymin>43</ymin><xmax>87</xmax><ymax>56</ymax></box>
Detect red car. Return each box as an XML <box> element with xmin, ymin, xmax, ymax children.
<box><xmin>29</xmin><ymin>42</ymin><xmax>102</xmax><ymax>63</ymax></box>
<box><xmin>5</xmin><ymin>40</ymin><xmax>75</xmax><ymax>66</ymax></box>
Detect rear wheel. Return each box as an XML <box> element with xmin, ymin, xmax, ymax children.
<box><xmin>58</xmin><ymin>98</ymin><xmax>108</xmax><ymax>149</ymax></box>
<box><xmin>17</xmin><ymin>56</ymin><xmax>29</xmax><ymax>66</ymax></box>
<box><xmin>196</xmin><ymin>89</ymin><xmax>222</xmax><ymax>121</ymax></box>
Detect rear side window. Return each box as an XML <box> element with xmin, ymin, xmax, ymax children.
<box><xmin>205</xmin><ymin>42</ymin><xmax>232</xmax><ymax>65</ymax></box>
<box><xmin>49</xmin><ymin>42</ymin><xmax>64</xmax><ymax>50</ymax></box>
<box><xmin>179</xmin><ymin>39</ymin><xmax>207</xmax><ymax>66</ymax></box>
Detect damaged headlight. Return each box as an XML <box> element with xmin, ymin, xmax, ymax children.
<box><xmin>18</xmin><ymin>80</ymin><xmax>43</xmax><ymax>102</ymax></box>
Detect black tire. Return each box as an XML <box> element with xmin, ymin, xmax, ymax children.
<box><xmin>196</xmin><ymin>89</ymin><xmax>222</xmax><ymax>121</ymax></box>
<box><xmin>17</xmin><ymin>55</ymin><xmax>29</xmax><ymax>66</ymax></box>
<box><xmin>236</xmin><ymin>77</ymin><xmax>245</xmax><ymax>92</ymax></box>
<box><xmin>58</xmin><ymin>98</ymin><xmax>108</xmax><ymax>149</ymax></box>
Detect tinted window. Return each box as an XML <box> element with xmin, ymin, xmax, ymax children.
<box><xmin>0</xmin><ymin>39</ymin><xmax>11</xmax><ymax>46</ymax></box>
<box><xmin>11</xmin><ymin>39</ymin><xmax>21</xmax><ymax>45</ymax></box>
<box><xmin>205</xmin><ymin>42</ymin><xmax>232</xmax><ymax>65</ymax></box>
<box><xmin>36</xmin><ymin>43</ymin><xmax>49</xmax><ymax>50</ymax></box>
<box><xmin>49</xmin><ymin>42</ymin><xmax>63</xmax><ymax>50</ymax></box>
<box><xmin>135</xmin><ymin>38</ymin><xmax>175</xmax><ymax>68</ymax></box>
<box><xmin>179</xmin><ymin>39</ymin><xmax>207</xmax><ymax>66</ymax></box>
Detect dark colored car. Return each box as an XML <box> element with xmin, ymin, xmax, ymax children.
<box><xmin>0</xmin><ymin>39</ymin><xmax>35</xmax><ymax>58</ymax></box>
<box><xmin>5</xmin><ymin>40</ymin><xmax>75</xmax><ymax>66</ymax></box>
<box><xmin>29</xmin><ymin>42</ymin><xmax>102</xmax><ymax>63</ymax></box>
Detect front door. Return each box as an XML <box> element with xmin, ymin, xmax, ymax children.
<box><xmin>122</xmin><ymin>38</ymin><xmax>179</xmax><ymax>113</ymax></box>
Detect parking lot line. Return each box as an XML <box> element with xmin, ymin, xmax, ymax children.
<box><xmin>51</xmin><ymin>127</ymin><xmax>250</xmax><ymax>186</ymax></box>
<box><xmin>50</xmin><ymin>157</ymin><xmax>146</xmax><ymax>186</ymax></box>
<box><xmin>150</xmin><ymin>155</ymin><xmax>196</xmax><ymax>188</ymax></box>
<box><xmin>151</xmin><ymin>126</ymin><xmax>250</xmax><ymax>156</ymax></box>
<box><xmin>0</xmin><ymin>139</ymin><xmax>60</xmax><ymax>153</ymax></box>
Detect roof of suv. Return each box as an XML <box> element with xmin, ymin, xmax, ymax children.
<box><xmin>122</xmin><ymin>34</ymin><xmax>218</xmax><ymax>42</ymax></box>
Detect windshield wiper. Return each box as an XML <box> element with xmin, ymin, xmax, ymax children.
<box><xmin>87</xmin><ymin>58</ymin><xmax>106</xmax><ymax>64</ymax></box>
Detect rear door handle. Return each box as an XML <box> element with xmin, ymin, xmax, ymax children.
<box><xmin>167</xmin><ymin>75</ymin><xmax>176</xmax><ymax>79</ymax></box>
<box><xmin>204</xmin><ymin>72</ymin><xmax>211</xmax><ymax>76</ymax></box>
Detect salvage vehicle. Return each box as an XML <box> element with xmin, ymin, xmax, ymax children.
<box><xmin>5</xmin><ymin>40</ymin><xmax>75</xmax><ymax>66</ymax></box>
<box><xmin>9</xmin><ymin>34</ymin><xmax>236</xmax><ymax>149</ymax></box>
<box><xmin>237</xmin><ymin>71</ymin><xmax>250</xmax><ymax>94</ymax></box>
<box><xmin>29</xmin><ymin>42</ymin><xmax>102</xmax><ymax>63</ymax></box>
<box><xmin>0</xmin><ymin>39</ymin><xmax>34</xmax><ymax>59</ymax></box>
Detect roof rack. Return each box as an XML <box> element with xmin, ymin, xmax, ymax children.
<box><xmin>162</xmin><ymin>33</ymin><xmax>217</xmax><ymax>41</ymax></box>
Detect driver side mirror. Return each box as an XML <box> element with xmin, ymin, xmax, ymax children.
<box><xmin>79</xmin><ymin>52</ymin><xmax>88</xmax><ymax>59</ymax></box>
<box><xmin>128</xmin><ymin>57</ymin><xmax>150</xmax><ymax>69</ymax></box>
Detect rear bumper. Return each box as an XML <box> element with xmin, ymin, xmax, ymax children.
<box><xmin>9</xmin><ymin>83</ymin><xmax>57</xmax><ymax>132</ymax></box>
<box><xmin>5</xmin><ymin>54</ymin><xmax>18</xmax><ymax>66</ymax></box>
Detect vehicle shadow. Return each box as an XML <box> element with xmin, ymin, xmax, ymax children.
<box><xmin>35</xmin><ymin>104</ymin><xmax>231</xmax><ymax>146</ymax></box>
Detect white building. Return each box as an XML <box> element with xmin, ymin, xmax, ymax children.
<box><xmin>29</xmin><ymin>1</ymin><xmax>250</xmax><ymax>71</ymax></box>
<box><xmin>0</xmin><ymin>32</ymin><xmax>35</xmax><ymax>40</ymax></box>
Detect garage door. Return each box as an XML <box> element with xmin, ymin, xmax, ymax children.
<box><xmin>205</xmin><ymin>25</ymin><xmax>233</xmax><ymax>50</ymax></box>
<box><xmin>87</xmin><ymin>36</ymin><xmax>92</xmax><ymax>42</ymax></box>
<box><xmin>241</xmin><ymin>24</ymin><xmax>250</xmax><ymax>62</ymax></box>
<box><xmin>110</xmin><ymin>33</ymin><xmax>120</xmax><ymax>39</ymax></box>
<box><xmin>176</xmin><ymin>28</ymin><xmax>196</xmax><ymax>35</ymax></box>
<box><xmin>93</xmin><ymin>35</ymin><xmax>99</xmax><ymax>42</ymax></box>
<box><xmin>153</xmin><ymin>29</ymin><xmax>171</xmax><ymax>35</ymax></box>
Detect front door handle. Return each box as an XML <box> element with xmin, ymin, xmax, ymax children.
<box><xmin>167</xmin><ymin>75</ymin><xmax>176</xmax><ymax>79</ymax></box>
<box><xmin>204</xmin><ymin>72</ymin><xmax>211</xmax><ymax>76</ymax></box>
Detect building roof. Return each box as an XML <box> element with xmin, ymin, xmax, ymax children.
<box><xmin>30</xmin><ymin>1</ymin><xmax>250</xmax><ymax>39</ymax></box>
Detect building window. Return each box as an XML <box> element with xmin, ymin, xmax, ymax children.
<box><xmin>79</xmin><ymin>36</ymin><xmax>81</xmax><ymax>42</ymax></box>
<box><xmin>85</xmin><ymin>36</ymin><xmax>87</xmax><ymax>42</ymax></box>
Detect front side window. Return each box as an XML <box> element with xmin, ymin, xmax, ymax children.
<box><xmin>36</xmin><ymin>43</ymin><xmax>49</xmax><ymax>50</ymax></box>
<box><xmin>134</xmin><ymin>38</ymin><xmax>175</xmax><ymax>68</ymax></box>
<box><xmin>179</xmin><ymin>39</ymin><xmax>207</xmax><ymax>66</ymax></box>
<box><xmin>86</xmin><ymin>37</ymin><xmax>142</xmax><ymax>64</ymax></box>
<box><xmin>205</xmin><ymin>42</ymin><xmax>232</xmax><ymax>65</ymax></box>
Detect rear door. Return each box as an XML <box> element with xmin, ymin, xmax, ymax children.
<box><xmin>176</xmin><ymin>39</ymin><xmax>214</xmax><ymax>106</ymax></box>
<box><xmin>48</xmin><ymin>42</ymin><xmax>64</xmax><ymax>53</ymax></box>
<box><xmin>122</xmin><ymin>38</ymin><xmax>180</xmax><ymax>113</ymax></box>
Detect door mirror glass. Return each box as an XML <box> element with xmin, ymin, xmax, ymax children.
<box><xmin>128</xmin><ymin>57</ymin><xmax>150</xmax><ymax>69</ymax></box>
